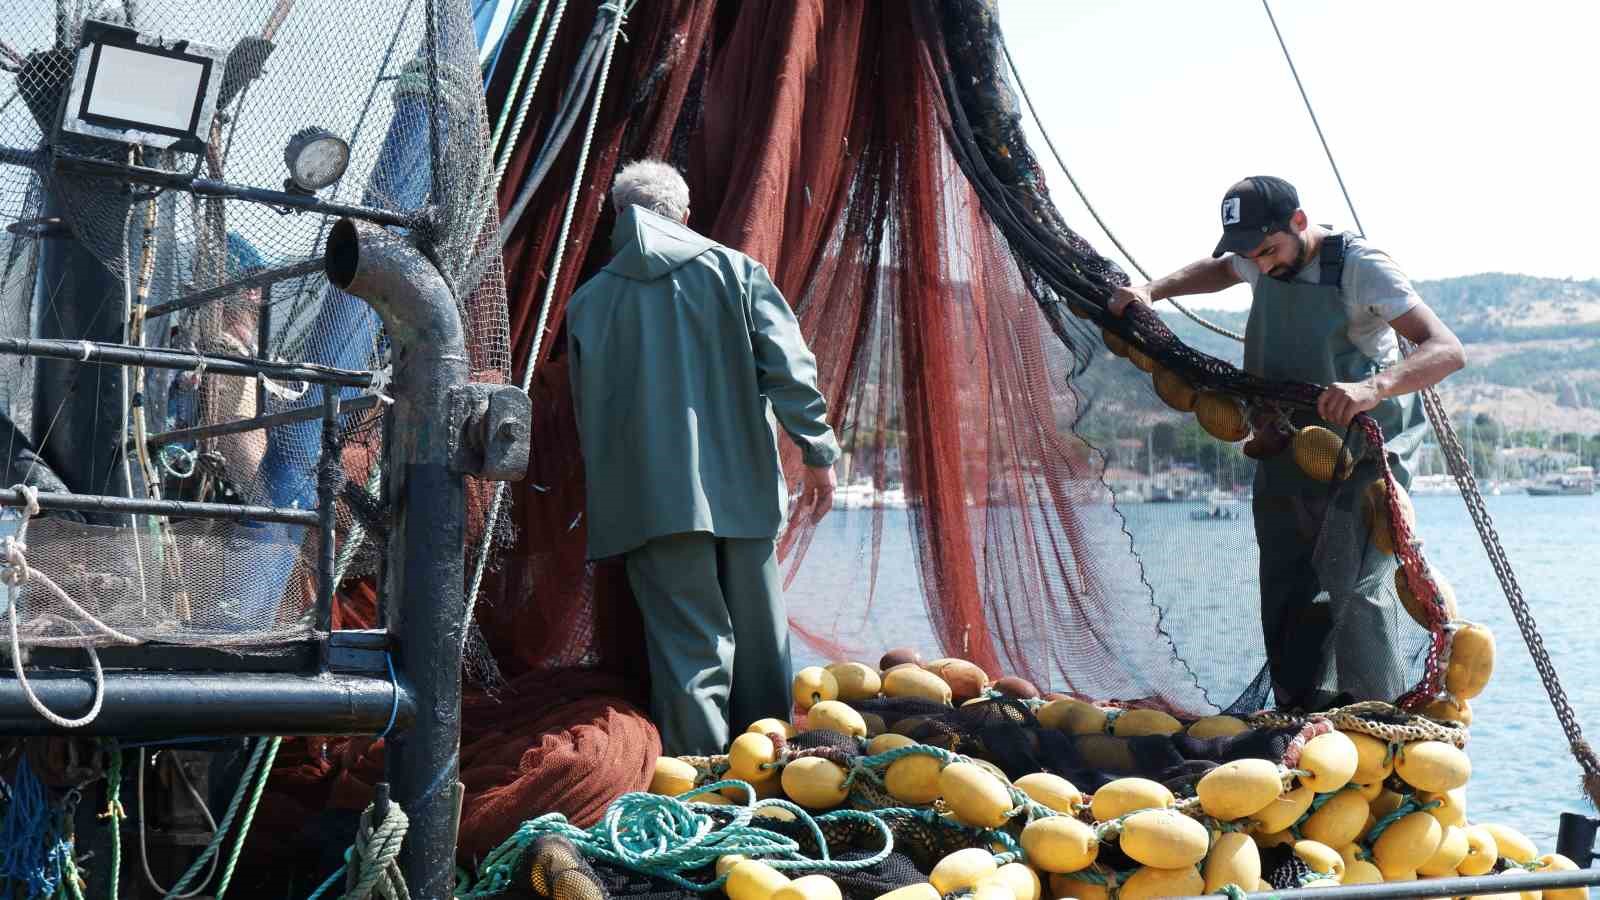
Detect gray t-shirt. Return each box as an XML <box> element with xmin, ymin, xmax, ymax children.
<box><xmin>1228</xmin><ymin>233</ymin><xmax>1420</xmax><ymax>366</ymax></box>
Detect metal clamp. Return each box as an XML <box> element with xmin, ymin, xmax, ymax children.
<box><xmin>447</xmin><ymin>383</ymin><xmax>530</xmax><ymax>481</ymax></box>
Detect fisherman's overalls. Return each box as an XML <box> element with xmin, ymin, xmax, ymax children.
<box><xmin>1244</xmin><ymin>233</ymin><xmax>1429</xmax><ymax>710</ymax></box>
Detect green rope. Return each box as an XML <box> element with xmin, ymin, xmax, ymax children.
<box><xmin>1101</xmin><ymin>709</ymin><xmax>1123</xmax><ymax>733</ymax></box>
<box><xmin>1060</xmin><ymin>865</ymin><xmax>1125</xmax><ymax>889</ymax></box>
<box><xmin>102</xmin><ymin>745</ymin><xmax>125</xmax><ymax>900</ymax></box>
<box><xmin>163</xmin><ymin>737</ymin><xmax>281</xmax><ymax>898</ymax></box>
<box><xmin>461</xmin><ymin>780</ymin><xmax>895</xmax><ymax>898</ymax></box>
<box><xmin>1214</xmin><ymin>884</ymin><xmax>1249</xmax><ymax>900</ymax></box>
<box><xmin>1362</xmin><ymin>796</ymin><xmax>1440</xmax><ymax>850</ymax></box>
<box><xmin>213</xmin><ymin>737</ymin><xmax>283</xmax><ymax>898</ymax></box>
<box><xmin>1381</xmin><ymin>741</ymin><xmax>1401</xmax><ymax>769</ymax></box>
<box><xmin>305</xmin><ymin>859</ymin><xmax>347</xmax><ymax>900</ymax></box>
<box><xmin>847</xmin><ymin>745</ymin><xmax>1056</xmax><ymax>824</ymax></box>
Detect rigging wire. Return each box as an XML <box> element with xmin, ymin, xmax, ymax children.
<box><xmin>1260</xmin><ymin>0</ymin><xmax>1366</xmax><ymax>238</ymax></box>
<box><xmin>999</xmin><ymin>41</ymin><xmax>1245</xmax><ymax>343</ymax></box>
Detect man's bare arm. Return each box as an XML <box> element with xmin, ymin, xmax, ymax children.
<box><xmin>1317</xmin><ymin>302</ymin><xmax>1466</xmax><ymax>425</ymax></box>
<box><xmin>1109</xmin><ymin>257</ymin><xmax>1243</xmax><ymax>316</ymax></box>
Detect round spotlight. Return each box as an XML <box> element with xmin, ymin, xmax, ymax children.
<box><xmin>283</xmin><ymin>126</ymin><xmax>350</xmax><ymax>192</ymax></box>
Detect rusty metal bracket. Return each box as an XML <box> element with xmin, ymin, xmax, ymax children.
<box><xmin>448</xmin><ymin>383</ymin><xmax>530</xmax><ymax>480</ymax></box>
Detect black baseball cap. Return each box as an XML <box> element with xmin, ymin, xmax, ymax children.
<box><xmin>1212</xmin><ymin>176</ymin><xmax>1300</xmax><ymax>258</ymax></box>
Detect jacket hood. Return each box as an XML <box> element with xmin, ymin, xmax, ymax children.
<box><xmin>604</xmin><ymin>205</ymin><xmax>717</xmax><ymax>281</ymax></box>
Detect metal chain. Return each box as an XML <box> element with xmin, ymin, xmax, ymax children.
<box><xmin>1418</xmin><ymin>382</ymin><xmax>1600</xmax><ymax>786</ymax></box>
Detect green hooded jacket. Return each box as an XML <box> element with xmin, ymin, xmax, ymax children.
<box><xmin>567</xmin><ymin>205</ymin><xmax>842</xmax><ymax>560</ymax></box>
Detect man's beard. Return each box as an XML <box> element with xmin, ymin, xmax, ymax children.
<box><xmin>1267</xmin><ymin>233</ymin><xmax>1314</xmax><ymax>280</ymax></box>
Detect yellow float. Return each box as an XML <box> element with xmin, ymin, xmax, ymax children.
<box><xmin>1293</xmin><ymin>839</ymin><xmax>1345</xmax><ymax>882</ymax></box>
<box><xmin>772</xmin><ymin>875</ymin><xmax>842</xmax><ymax>900</ymax></box>
<box><xmin>1201</xmin><ymin>831</ymin><xmax>1260</xmax><ymax>893</ymax></box>
<box><xmin>1395</xmin><ymin>568</ymin><xmax>1459</xmax><ymax>629</ymax></box>
<box><xmin>882</xmin><ymin>666</ymin><xmax>953</xmax><ymax>705</ymax></box>
<box><xmin>1117</xmin><ymin>866</ymin><xmax>1203</xmax><ymax>900</ymax></box>
<box><xmin>929</xmin><ymin>848</ymin><xmax>998</xmax><ymax>895</ymax></box>
<box><xmin>779</xmin><ymin>757</ymin><xmax>848</xmax><ymax>810</ymax></box>
<box><xmin>802</xmin><ymin>700</ymin><xmax>867</xmax><ymax>738</ymax></box>
<box><xmin>938</xmin><ymin>761</ymin><xmax>1013</xmax><ymax>828</ymax></box>
<box><xmin>884</xmin><ymin>751</ymin><xmax>942</xmax><ymax>805</ymax></box>
<box><xmin>1186</xmin><ymin>715</ymin><xmax>1249</xmax><ymax>739</ymax></box>
<box><xmin>1293</xmin><ymin>425</ymin><xmax>1353</xmax><ymax>482</ymax></box>
<box><xmin>1394</xmin><ymin>740</ymin><xmax>1472</xmax><ymax>793</ymax></box>
<box><xmin>1300</xmin><ymin>789</ymin><xmax>1369</xmax><ymax>848</ymax></box>
<box><xmin>1363</xmin><ymin>479</ymin><xmax>1416</xmax><ymax>555</ymax></box>
<box><xmin>1019</xmin><ymin>816</ymin><xmax>1098</xmax><ymax>873</ymax></box>
<box><xmin>791</xmin><ymin>667</ymin><xmax>838</xmax><ymax>711</ymax></box>
<box><xmin>1110</xmin><ymin>708</ymin><xmax>1182</xmax><ymax>738</ymax></box>
<box><xmin>824</xmin><ymin>661</ymin><xmax>882</xmax><ymax>702</ymax></box>
<box><xmin>1196</xmin><ymin>758</ymin><xmax>1283</xmax><ymax>821</ymax></box>
<box><xmin>1298</xmin><ymin>730</ymin><xmax>1359</xmax><ymax>793</ymax></box>
<box><xmin>1013</xmin><ymin>772</ymin><xmax>1082</xmax><ymax>813</ymax></box>
<box><xmin>1152</xmin><ymin>367</ymin><xmax>1199</xmax><ymax>412</ymax></box>
<box><xmin>1089</xmin><ymin>777</ymin><xmax>1173</xmax><ymax>822</ymax></box>
<box><xmin>1457</xmin><ymin>825</ymin><xmax>1499</xmax><ymax>875</ymax></box>
<box><xmin>1120</xmin><ymin>809</ymin><xmax>1210</xmax><ymax>869</ymax></box>
<box><xmin>1195</xmin><ymin>392</ymin><xmax>1249</xmax><ymax>442</ymax></box>
<box><xmin>1446</xmin><ymin>623</ymin><xmax>1496</xmax><ymax>700</ymax></box>
<box><xmin>649</xmin><ymin>756</ymin><xmax>698</xmax><ymax>796</ymax></box>
<box><xmin>1371</xmin><ymin>811</ymin><xmax>1443</xmax><ymax>873</ymax></box>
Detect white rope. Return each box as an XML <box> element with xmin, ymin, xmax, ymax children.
<box><xmin>343</xmin><ymin>800</ymin><xmax>411</xmax><ymax>900</ymax></box>
<box><xmin>462</xmin><ymin>0</ymin><xmax>628</xmax><ymax>652</ymax></box>
<box><xmin>490</xmin><ymin>0</ymin><xmax>569</xmax><ymax>191</ymax></box>
<box><xmin>2</xmin><ymin>484</ymin><xmax>143</xmax><ymax>729</ymax></box>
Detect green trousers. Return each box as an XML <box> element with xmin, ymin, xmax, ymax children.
<box><xmin>624</xmin><ymin>532</ymin><xmax>791</xmax><ymax>756</ymax></box>
<box><xmin>1254</xmin><ymin>462</ymin><xmax>1408</xmax><ymax>710</ymax></box>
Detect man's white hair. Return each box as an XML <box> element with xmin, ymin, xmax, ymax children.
<box><xmin>611</xmin><ymin>160</ymin><xmax>690</xmax><ymax>221</ymax></box>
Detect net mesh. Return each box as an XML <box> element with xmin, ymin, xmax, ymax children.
<box><xmin>0</xmin><ymin>0</ymin><xmax>508</xmax><ymax>643</ymax></box>
<box><xmin>467</xmin><ymin>0</ymin><xmax>1438</xmax><ymax>718</ymax></box>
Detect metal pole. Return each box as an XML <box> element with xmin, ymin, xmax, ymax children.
<box><xmin>143</xmin><ymin>259</ymin><xmax>323</xmax><ymax>320</ymax></box>
<box><xmin>316</xmin><ymin>389</ymin><xmax>341</xmax><ymax>635</ymax></box>
<box><xmin>52</xmin><ymin>154</ymin><xmax>419</xmax><ymax>229</ymax></box>
<box><xmin>145</xmin><ymin>392</ymin><xmax>382</xmax><ymax>449</ymax></box>
<box><xmin>33</xmin><ymin>188</ymin><xmax>132</xmax><ymax>524</ymax></box>
<box><xmin>325</xmin><ymin>217</ymin><xmax>466</xmax><ymax>900</ymax></box>
<box><xmin>0</xmin><ymin>336</ymin><xmax>373</xmax><ymax>385</ymax></box>
<box><xmin>1558</xmin><ymin>811</ymin><xmax>1599</xmax><ymax>867</ymax></box>
<box><xmin>256</xmin><ymin>291</ymin><xmax>273</xmax><ymax>413</ymax></box>
<box><xmin>1171</xmin><ymin>865</ymin><xmax>1600</xmax><ymax>900</ymax></box>
<box><xmin>0</xmin><ymin>671</ymin><xmax>411</xmax><ymax>736</ymax></box>
<box><xmin>0</xmin><ymin>488</ymin><xmax>319</xmax><ymax>526</ymax></box>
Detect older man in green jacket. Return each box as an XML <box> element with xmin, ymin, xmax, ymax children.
<box><xmin>567</xmin><ymin>160</ymin><xmax>841</xmax><ymax>755</ymax></box>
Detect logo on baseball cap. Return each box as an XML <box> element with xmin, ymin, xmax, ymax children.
<box><xmin>1212</xmin><ymin>176</ymin><xmax>1300</xmax><ymax>258</ymax></box>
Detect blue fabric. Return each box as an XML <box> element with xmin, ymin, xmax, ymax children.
<box><xmin>474</xmin><ymin>0</ymin><xmax>521</xmax><ymax>84</ymax></box>
<box><xmin>244</xmin><ymin>81</ymin><xmax>437</xmax><ymax>622</ymax></box>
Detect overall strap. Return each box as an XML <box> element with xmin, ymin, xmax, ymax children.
<box><xmin>1319</xmin><ymin>231</ymin><xmax>1347</xmax><ymax>286</ymax></box>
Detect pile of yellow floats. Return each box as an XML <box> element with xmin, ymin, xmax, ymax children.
<box><xmin>644</xmin><ymin>638</ymin><xmax>1580</xmax><ymax>900</ymax></box>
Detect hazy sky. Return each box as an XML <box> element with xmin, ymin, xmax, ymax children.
<box><xmin>1000</xmin><ymin>1</ymin><xmax>1600</xmax><ymax>310</ymax></box>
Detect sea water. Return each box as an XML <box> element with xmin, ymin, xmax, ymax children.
<box><xmin>790</xmin><ymin>492</ymin><xmax>1600</xmax><ymax>850</ymax></box>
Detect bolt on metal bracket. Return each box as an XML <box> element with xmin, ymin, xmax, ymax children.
<box><xmin>447</xmin><ymin>383</ymin><xmax>530</xmax><ymax>480</ymax></box>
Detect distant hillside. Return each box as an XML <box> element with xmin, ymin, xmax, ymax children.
<box><xmin>1139</xmin><ymin>273</ymin><xmax>1600</xmax><ymax>434</ymax></box>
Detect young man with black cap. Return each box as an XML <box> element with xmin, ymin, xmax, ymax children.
<box><xmin>1108</xmin><ymin>175</ymin><xmax>1465</xmax><ymax>709</ymax></box>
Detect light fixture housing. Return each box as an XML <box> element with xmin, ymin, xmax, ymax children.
<box><xmin>60</xmin><ymin>20</ymin><xmax>224</xmax><ymax>154</ymax></box>
<box><xmin>283</xmin><ymin>126</ymin><xmax>351</xmax><ymax>193</ymax></box>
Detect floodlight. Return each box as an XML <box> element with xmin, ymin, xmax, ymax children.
<box><xmin>60</xmin><ymin>20</ymin><xmax>224</xmax><ymax>154</ymax></box>
<box><xmin>283</xmin><ymin>127</ymin><xmax>350</xmax><ymax>193</ymax></box>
